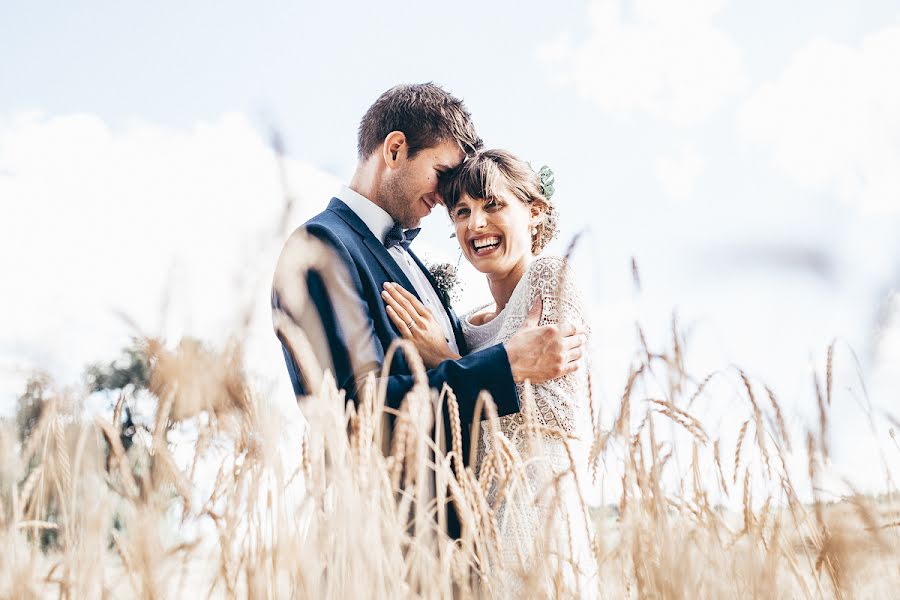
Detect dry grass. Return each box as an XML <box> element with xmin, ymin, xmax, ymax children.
<box><xmin>2</xmin><ymin>150</ymin><xmax>897</xmax><ymax>598</ymax></box>
<box><xmin>0</xmin><ymin>314</ymin><xmax>897</xmax><ymax>599</ymax></box>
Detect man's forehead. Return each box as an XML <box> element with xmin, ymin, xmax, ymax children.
<box><xmin>431</xmin><ymin>140</ymin><xmax>465</xmax><ymax>165</ymax></box>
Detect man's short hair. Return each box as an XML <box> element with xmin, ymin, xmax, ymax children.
<box><xmin>357</xmin><ymin>83</ymin><xmax>483</xmax><ymax>159</ymax></box>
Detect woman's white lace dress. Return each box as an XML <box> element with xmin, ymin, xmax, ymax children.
<box><xmin>463</xmin><ymin>255</ymin><xmax>597</xmax><ymax>597</ymax></box>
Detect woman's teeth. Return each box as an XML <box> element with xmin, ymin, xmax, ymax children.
<box><xmin>472</xmin><ymin>236</ymin><xmax>501</xmax><ymax>253</ymax></box>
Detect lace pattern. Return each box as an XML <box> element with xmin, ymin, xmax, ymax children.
<box><xmin>462</xmin><ymin>302</ymin><xmax>507</xmax><ymax>354</ymax></box>
<box><xmin>461</xmin><ymin>255</ymin><xmax>596</xmax><ymax>596</ymax></box>
<box><xmin>462</xmin><ymin>256</ymin><xmax>591</xmax><ymax>456</ymax></box>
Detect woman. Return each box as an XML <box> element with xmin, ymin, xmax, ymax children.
<box><xmin>381</xmin><ymin>149</ymin><xmax>596</xmax><ymax>596</ymax></box>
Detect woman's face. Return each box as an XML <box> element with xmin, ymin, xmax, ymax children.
<box><xmin>450</xmin><ymin>186</ymin><xmax>541</xmax><ymax>276</ymax></box>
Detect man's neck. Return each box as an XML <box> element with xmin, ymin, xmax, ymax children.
<box><xmin>349</xmin><ymin>160</ymin><xmax>387</xmax><ymax>213</ymax></box>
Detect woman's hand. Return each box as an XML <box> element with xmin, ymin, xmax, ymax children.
<box><xmin>381</xmin><ymin>282</ymin><xmax>460</xmax><ymax>368</ymax></box>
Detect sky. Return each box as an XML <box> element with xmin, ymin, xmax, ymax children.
<box><xmin>2</xmin><ymin>0</ymin><xmax>899</xmax><ymax>494</ymax></box>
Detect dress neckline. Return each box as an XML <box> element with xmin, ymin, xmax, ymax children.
<box><xmin>465</xmin><ymin>303</ymin><xmax>507</xmax><ymax>328</ymax></box>
<box><xmin>464</xmin><ymin>260</ymin><xmax>534</xmax><ymax>329</ymax></box>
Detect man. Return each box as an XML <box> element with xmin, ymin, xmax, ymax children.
<box><xmin>272</xmin><ymin>83</ymin><xmax>583</xmax><ymax>502</ymax></box>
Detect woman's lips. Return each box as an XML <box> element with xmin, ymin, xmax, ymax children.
<box><xmin>470</xmin><ymin>235</ymin><xmax>502</xmax><ymax>257</ymax></box>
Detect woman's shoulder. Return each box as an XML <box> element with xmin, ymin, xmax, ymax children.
<box><xmin>529</xmin><ymin>254</ymin><xmax>568</xmax><ymax>273</ymax></box>
<box><xmin>526</xmin><ymin>255</ymin><xmax>573</xmax><ymax>289</ymax></box>
<box><xmin>523</xmin><ymin>254</ymin><xmax>589</xmax><ymax>327</ymax></box>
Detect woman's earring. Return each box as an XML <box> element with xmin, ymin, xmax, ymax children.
<box><xmin>531</xmin><ymin>227</ymin><xmax>538</xmax><ymax>236</ymax></box>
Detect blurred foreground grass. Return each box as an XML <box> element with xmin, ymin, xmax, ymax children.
<box><xmin>1</xmin><ymin>321</ymin><xmax>897</xmax><ymax>599</ymax></box>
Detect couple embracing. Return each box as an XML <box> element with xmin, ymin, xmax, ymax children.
<box><xmin>273</xmin><ymin>83</ymin><xmax>595</xmax><ymax>594</ymax></box>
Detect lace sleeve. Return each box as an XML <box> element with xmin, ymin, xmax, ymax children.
<box><xmin>518</xmin><ymin>255</ymin><xmax>592</xmax><ymax>438</ymax></box>
<box><xmin>525</xmin><ymin>256</ymin><xmax>589</xmax><ymax>333</ymax></box>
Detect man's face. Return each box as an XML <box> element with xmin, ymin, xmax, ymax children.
<box><xmin>382</xmin><ymin>140</ymin><xmax>465</xmax><ymax>229</ymax></box>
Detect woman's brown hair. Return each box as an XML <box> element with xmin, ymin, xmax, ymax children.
<box><xmin>439</xmin><ymin>149</ymin><xmax>558</xmax><ymax>254</ymax></box>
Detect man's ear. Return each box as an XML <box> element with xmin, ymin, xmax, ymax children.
<box><xmin>382</xmin><ymin>131</ymin><xmax>407</xmax><ymax>168</ymax></box>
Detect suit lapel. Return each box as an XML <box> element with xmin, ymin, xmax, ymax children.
<box><xmin>326</xmin><ymin>198</ymin><xmax>469</xmax><ymax>354</ymax></box>
<box><xmin>407</xmin><ymin>250</ymin><xmax>469</xmax><ymax>355</ymax></box>
<box><xmin>326</xmin><ymin>198</ymin><xmax>420</xmax><ymax>300</ymax></box>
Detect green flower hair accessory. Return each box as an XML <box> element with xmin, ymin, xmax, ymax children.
<box><xmin>537</xmin><ymin>165</ymin><xmax>555</xmax><ymax>200</ymax></box>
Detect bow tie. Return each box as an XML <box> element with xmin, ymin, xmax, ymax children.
<box><xmin>383</xmin><ymin>222</ymin><xmax>421</xmax><ymax>250</ymax></box>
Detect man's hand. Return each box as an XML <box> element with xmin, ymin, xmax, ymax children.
<box><xmin>504</xmin><ymin>297</ymin><xmax>585</xmax><ymax>384</ymax></box>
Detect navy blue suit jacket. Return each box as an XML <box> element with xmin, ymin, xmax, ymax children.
<box><xmin>273</xmin><ymin>198</ymin><xmax>520</xmax><ymax>430</ymax></box>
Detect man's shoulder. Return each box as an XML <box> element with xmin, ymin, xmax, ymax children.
<box><xmin>297</xmin><ymin>202</ymin><xmax>352</xmax><ymax>242</ymax></box>
<box><xmin>275</xmin><ymin>205</ymin><xmax>359</xmax><ymax>282</ymax></box>
<box><xmin>281</xmin><ymin>200</ymin><xmax>368</xmax><ymax>262</ymax></box>
<box><xmin>303</xmin><ymin>202</ymin><xmax>342</xmax><ymax>229</ymax></box>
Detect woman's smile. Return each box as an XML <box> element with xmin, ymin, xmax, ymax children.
<box><xmin>470</xmin><ymin>233</ymin><xmax>503</xmax><ymax>257</ymax></box>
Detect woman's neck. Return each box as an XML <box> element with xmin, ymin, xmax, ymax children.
<box><xmin>487</xmin><ymin>256</ymin><xmax>531</xmax><ymax>313</ymax></box>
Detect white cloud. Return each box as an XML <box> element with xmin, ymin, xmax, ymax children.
<box><xmin>537</xmin><ymin>0</ymin><xmax>747</xmax><ymax>125</ymax></box>
<box><xmin>738</xmin><ymin>22</ymin><xmax>900</xmax><ymax>214</ymax></box>
<box><xmin>0</xmin><ymin>112</ymin><xmax>341</xmax><ymax>409</ymax></box>
<box><xmin>655</xmin><ymin>143</ymin><xmax>705</xmax><ymax>199</ymax></box>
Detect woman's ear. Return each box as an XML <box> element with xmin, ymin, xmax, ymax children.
<box><xmin>530</xmin><ymin>202</ymin><xmax>546</xmax><ymax>227</ymax></box>
<box><xmin>382</xmin><ymin>131</ymin><xmax>407</xmax><ymax>168</ymax></box>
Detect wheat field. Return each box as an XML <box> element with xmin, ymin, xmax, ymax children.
<box><xmin>2</xmin><ymin>159</ymin><xmax>898</xmax><ymax>599</ymax></box>
<box><xmin>1</xmin><ymin>299</ymin><xmax>898</xmax><ymax>599</ymax></box>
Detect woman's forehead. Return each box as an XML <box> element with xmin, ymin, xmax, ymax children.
<box><xmin>459</xmin><ymin>184</ymin><xmax>515</xmax><ymax>204</ymax></box>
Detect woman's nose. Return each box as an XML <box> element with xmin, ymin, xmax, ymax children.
<box><xmin>469</xmin><ymin>210</ymin><xmax>487</xmax><ymax>230</ymax></box>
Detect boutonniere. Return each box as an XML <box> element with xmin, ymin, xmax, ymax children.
<box><xmin>427</xmin><ymin>262</ymin><xmax>462</xmax><ymax>304</ymax></box>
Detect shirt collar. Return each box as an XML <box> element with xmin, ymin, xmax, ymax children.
<box><xmin>336</xmin><ymin>185</ymin><xmax>395</xmax><ymax>243</ymax></box>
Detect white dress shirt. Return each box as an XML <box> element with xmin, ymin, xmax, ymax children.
<box><xmin>337</xmin><ymin>186</ymin><xmax>460</xmax><ymax>356</ymax></box>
